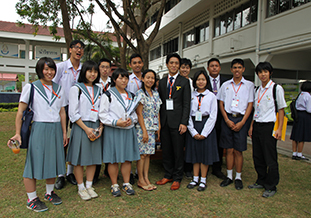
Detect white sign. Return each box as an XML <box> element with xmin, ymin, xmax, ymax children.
<box><xmin>0</xmin><ymin>43</ymin><xmax>18</xmax><ymax>57</ymax></box>
<box><xmin>35</xmin><ymin>46</ymin><xmax>61</xmax><ymax>60</ymax></box>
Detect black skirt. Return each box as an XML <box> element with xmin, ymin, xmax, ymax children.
<box><xmin>290</xmin><ymin>110</ymin><xmax>311</xmax><ymax>142</ymax></box>
<box><xmin>185</xmin><ymin>117</ymin><xmax>219</xmax><ymax>165</ymax></box>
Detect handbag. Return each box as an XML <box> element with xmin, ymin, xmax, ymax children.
<box><xmin>20</xmin><ymin>83</ymin><xmax>34</xmax><ymax>149</ymax></box>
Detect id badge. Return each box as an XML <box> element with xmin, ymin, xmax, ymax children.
<box><xmin>231</xmin><ymin>97</ymin><xmax>239</xmax><ymax>107</ymax></box>
<box><xmin>90</xmin><ymin>109</ymin><xmax>98</xmax><ymax>121</ymax></box>
<box><xmin>166</xmin><ymin>99</ymin><xmax>174</xmax><ymax>110</ymax></box>
<box><xmin>195</xmin><ymin>111</ymin><xmax>202</xmax><ymax>121</ymax></box>
<box><xmin>254</xmin><ymin>104</ymin><xmax>260</xmax><ymax>118</ymax></box>
<box><xmin>153</xmin><ymin>116</ymin><xmax>158</xmax><ymax>125</ymax></box>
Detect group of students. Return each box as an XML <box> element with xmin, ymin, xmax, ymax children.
<box><xmin>9</xmin><ymin>39</ymin><xmax>305</xmax><ymax>213</ymax></box>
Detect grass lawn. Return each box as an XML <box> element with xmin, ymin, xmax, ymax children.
<box><xmin>1</xmin><ymin>112</ymin><xmax>311</xmax><ymax>217</ymax></box>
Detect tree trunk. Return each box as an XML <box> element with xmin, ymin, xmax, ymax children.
<box><xmin>58</xmin><ymin>0</ymin><xmax>73</xmax><ymax>55</ymax></box>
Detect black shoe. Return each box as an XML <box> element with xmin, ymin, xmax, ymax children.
<box><xmin>134</xmin><ymin>173</ymin><xmax>139</xmax><ymax>180</ymax></box>
<box><xmin>66</xmin><ymin>173</ymin><xmax>77</xmax><ymax>185</ymax></box>
<box><xmin>185</xmin><ymin>171</ymin><xmax>193</xmax><ymax>179</ymax></box>
<box><xmin>197</xmin><ymin>182</ymin><xmax>207</xmax><ymax>192</ymax></box>
<box><xmin>129</xmin><ymin>173</ymin><xmax>135</xmax><ymax>185</ymax></box>
<box><xmin>248</xmin><ymin>183</ymin><xmax>264</xmax><ymax>189</ymax></box>
<box><xmin>220</xmin><ymin>178</ymin><xmax>233</xmax><ymax>187</ymax></box>
<box><xmin>186</xmin><ymin>181</ymin><xmax>198</xmax><ymax>189</ymax></box>
<box><xmin>54</xmin><ymin>177</ymin><xmax>65</xmax><ymax>190</ymax></box>
<box><xmin>296</xmin><ymin>156</ymin><xmax>309</xmax><ymax>161</ymax></box>
<box><xmin>212</xmin><ymin>171</ymin><xmax>227</xmax><ymax>180</ymax></box>
<box><xmin>292</xmin><ymin>155</ymin><xmax>297</xmax><ymax>160</ymax></box>
<box><xmin>235</xmin><ymin>179</ymin><xmax>243</xmax><ymax>190</ymax></box>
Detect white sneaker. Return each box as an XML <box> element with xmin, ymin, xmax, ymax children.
<box><xmin>87</xmin><ymin>187</ymin><xmax>98</xmax><ymax>198</ymax></box>
<box><xmin>78</xmin><ymin>189</ymin><xmax>91</xmax><ymax>201</ymax></box>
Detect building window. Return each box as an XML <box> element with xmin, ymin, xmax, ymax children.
<box><xmin>151</xmin><ymin>10</ymin><xmax>159</xmax><ymax>25</ymax></box>
<box><xmin>183</xmin><ymin>22</ymin><xmax>209</xmax><ymax>48</ymax></box>
<box><xmin>150</xmin><ymin>46</ymin><xmax>161</xmax><ymax>61</ymax></box>
<box><xmin>214</xmin><ymin>0</ymin><xmax>258</xmax><ymax>37</ymax></box>
<box><xmin>165</xmin><ymin>0</ymin><xmax>181</xmax><ymax>14</ymax></box>
<box><xmin>163</xmin><ymin>37</ymin><xmax>179</xmax><ymax>56</ymax></box>
<box><xmin>267</xmin><ymin>0</ymin><xmax>311</xmax><ymax>17</ymax></box>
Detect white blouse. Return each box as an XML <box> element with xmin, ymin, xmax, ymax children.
<box><xmin>296</xmin><ymin>91</ymin><xmax>311</xmax><ymax>113</ymax></box>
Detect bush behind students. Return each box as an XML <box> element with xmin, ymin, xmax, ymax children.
<box><xmin>248</xmin><ymin>62</ymin><xmax>287</xmax><ymax>198</ymax></box>
<box><xmin>67</xmin><ymin>60</ymin><xmax>103</xmax><ymax>201</ymax></box>
<box><xmin>8</xmin><ymin>57</ymin><xmax>67</xmax><ymax>212</ymax></box>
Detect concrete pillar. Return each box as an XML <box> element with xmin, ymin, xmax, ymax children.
<box><xmin>254</xmin><ymin>0</ymin><xmax>263</xmax><ymax>86</ymax></box>
<box><xmin>24</xmin><ymin>40</ymin><xmax>30</xmax><ymax>84</ymax></box>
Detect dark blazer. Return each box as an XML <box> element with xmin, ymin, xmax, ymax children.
<box><xmin>158</xmin><ymin>74</ymin><xmax>191</xmax><ymax>129</ymax></box>
<box><xmin>207</xmin><ymin>75</ymin><xmax>229</xmax><ymax>130</ymax></box>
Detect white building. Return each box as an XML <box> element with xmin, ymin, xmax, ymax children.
<box><xmin>147</xmin><ymin>0</ymin><xmax>311</xmax><ymax>99</ymax></box>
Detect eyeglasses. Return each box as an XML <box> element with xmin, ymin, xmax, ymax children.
<box><xmin>72</xmin><ymin>45</ymin><xmax>84</xmax><ymax>50</ymax></box>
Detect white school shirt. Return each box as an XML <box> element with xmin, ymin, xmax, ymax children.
<box><xmin>209</xmin><ymin>75</ymin><xmax>220</xmax><ymax>91</ymax></box>
<box><xmin>187</xmin><ymin>90</ymin><xmax>218</xmax><ymax>138</ymax></box>
<box><xmin>296</xmin><ymin>91</ymin><xmax>311</xmax><ymax>113</ymax></box>
<box><xmin>20</xmin><ymin>81</ymin><xmax>65</xmax><ymax>122</ymax></box>
<box><xmin>96</xmin><ymin>77</ymin><xmax>111</xmax><ymax>93</ymax></box>
<box><xmin>217</xmin><ymin>77</ymin><xmax>254</xmax><ymax>114</ymax></box>
<box><xmin>127</xmin><ymin>73</ymin><xmax>142</xmax><ymax>94</ymax></box>
<box><xmin>69</xmin><ymin>84</ymin><xmax>101</xmax><ymax>123</ymax></box>
<box><xmin>53</xmin><ymin>59</ymin><xmax>82</xmax><ymax>106</ymax></box>
<box><xmin>99</xmin><ymin>87</ymin><xmax>138</xmax><ymax>129</ymax></box>
<box><xmin>253</xmin><ymin>81</ymin><xmax>287</xmax><ymax>122</ymax></box>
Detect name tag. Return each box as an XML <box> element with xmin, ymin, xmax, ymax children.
<box><xmin>153</xmin><ymin>116</ymin><xmax>158</xmax><ymax>125</ymax></box>
<box><xmin>166</xmin><ymin>99</ymin><xmax>174</xmax><ymax>110</ymax></box>
<box><xmin>254</xmin><ymin>104</ymin><xmax>260</xmax><ymax>118</ymax></box>
<box><xmin>90</xmin><ymin>109</ymin><xmax>98</xmax><ymax>121</ymax></box>
<box><xmin>195</xmin><ymin>111</ymin><xmax>202</xmax><ymax>121</ymax></box>
<box><xmin>231</xmin><ymin>97</ymin><xmax>239</xmax><ymax>107</ymax></box>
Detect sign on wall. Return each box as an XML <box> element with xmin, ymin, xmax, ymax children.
<box><xmin>0</xmin><ymin>43</ymin><xmax>18</xmax><ymax>57</ymax></box>
<box><xmin>35</xmin><ymin>46</ymin><xmax>61</xmax><ymax>60</ymax></box>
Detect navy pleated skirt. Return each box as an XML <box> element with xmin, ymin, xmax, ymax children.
<box><xmin>290</xmin><ymin>111</ymin><xmax>311</xmax><ymax>142</ymax></box>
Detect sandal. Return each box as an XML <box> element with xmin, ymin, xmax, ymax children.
<box><xmin>186</xmin><ymin>181</ymin><xmax>199</xmax><ymax>189</ymax></box>
<box><xmin>197</xmin><ymin>182</ymin><xmax>207</xmax><ymax>192</ymax></box>
<box><xmin>148</xmin><ymin>184</ymin><xmax>157</xmax><ymax>190</ymax></box>
<box><xmin>137</xmin><ymin>184</ymin><xmax>153</xmax><ymax>191</ymax></box>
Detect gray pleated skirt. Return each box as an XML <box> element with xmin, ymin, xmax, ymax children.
<box><xmin>67</xmin><ymin>121</ymin><xmax>103</xmax><ymax>166</ymax></box>
<box><xmin>23</xmin><ymin>122</ymin><xmax>66</xmax><ymax>180</ymax></box>
<box><xmin>103</xmin><ymin>126</ymin><xmax>140</xmax><ymax>163</ymax></box>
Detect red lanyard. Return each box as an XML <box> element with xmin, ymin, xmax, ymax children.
<box><xmin>71</xmin><ymin>68</ymin><xmax>79</xmax><ymax>82</ymax></box>
<box><xmin>257</xmin><ymin>81</ymin><xmax>273</xmax><ymax>104</ymax></box>
<box><xmin>84</xmin><ymin>84</ymin><xmax>95</xmax><ymax>109</ymax></box>
<box><xmin>168</xmin><ymin>77</ymin><xmax>175</xmax><ymax>99</ymax></box>
<box><xmin>42</xmin><ymin>84</ymin><xmax>60</xmax><ymax>98</ymax></box>
<box><xmin>231</xmin><ymin>82</ymin><xmax>242</xmax><ymax>96</ymax></box>
<box><xmin>134</xmin><ymin>77</ymin><xmax>140</xmax><ymax>90</ymax></box>
<box><xmin>196</xmin><ymin>95</ymin><xmax>204</xmax><ymax>111</ymax></box>
<box><xmin>101</xmin><ymin>82</ymin><xmax>109</xmax><ymax>92</ymax></box>
<box><xmin>125</xmin><ymin>91</ymin><xmax>132</xmax><ymax>100</ymax></box>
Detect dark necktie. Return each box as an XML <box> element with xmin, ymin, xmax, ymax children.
<box><xmin>167</xmin><ymin>77</ymin><xmax>174</xmax><ymax>98</ymax></box>
<box><xmin>213</xmin><ymin>78</ymin><xmax>217</xmax><ymax>95</ymax></box>
<box><xmin>198</xmin><ymin>94</ymin><xmax>204</xmax><ymax>110</ymax></box>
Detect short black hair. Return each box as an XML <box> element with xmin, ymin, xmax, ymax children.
<box><xmin>78</xmin><ymin>60</ymin><xmax>100</xmax><ymax>84</ymax></box>
<box><xmin>180</xmin><ymin>58</ymin><xmax>192</xmax><ymax>69</ymax></box>
<box><xmin>192</xmin><ymin>70</ymin><xmax>209</xmax><ymax>90</ymax></box>
<box><xmin>301</xmin><ymin>81</ymin><xmax>311</xmax><ymax>92</ymax></box>
<box><xmin>129</xmin><ymin>53</ymin><xmax>143</xmax><ymax>63</ymax></box>
<box><xmin>231</xmin><ymin>58</ymin><xmax>244</xmax><ymax>68</ymax></box>
<box><xmin>208</xmin><ymin>58</ymin><xmax>220</xmax><ymax>67</ymax></box>
<box><xmin>111</xmin><ymin>68</ymin><xmax>129</xmax><ymax>87</ymax></box>
<box><xmin>98</xmin><ymin>58</ymin><xmax>111</xmax><ymax>67</ymax></box>
<box><xmin>141</xmin><ymin>69</ymin><xmax>157</xmax><ymax>95</ymax></box>
<box><xmin>255</xmin><ymin>62</ymin><xmax>273</xmax><ymax>75</ymax></box>
<box><xmin>36</xmin><ymin>57</ymin><xmax>57</xmax><ymax>79</ymax></box>
<box><xmin>70</xmin><ymin>40</ymin><xmax>85</xmax><ymax>48</ymax></box>
<box><xmin>166</xmin><ymin>53</ymin><xmax>181</xmax><ymax>65</ymax></box>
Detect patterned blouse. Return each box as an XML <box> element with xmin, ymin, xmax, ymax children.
<box><xmin>135</xmin><ymin>89</ymin><xmax>162</xmax><ymax>131</ymax></box>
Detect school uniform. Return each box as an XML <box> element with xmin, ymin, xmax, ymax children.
<box><xmin>96</xmin><ymin>77</ymin><xmax>111</xmax><ymax>93</ymax></box>
<box><xmin>127</xmin><ymin>73</ymin><xmax>142</xmax><ymax>94</ymax></box>
<box><xmin>217</xmin><ymin>77</ymin><xmax>254</xmax><ymax>151</ymax></box>
<box><xmin>252</xmin><ymin>80</ymin><xmax>287</xmax><ymax>191</ymax></box>
<box><xmin>290</xmin><ymin>91</ymin><xmax>311</xmax><ymax>142</ymax></box>
<box><xmin>99</xmin><ymin>87</ymin><xmax>140</xmax><ymax>163</ymax></box>
<box><xmin>185</xmin><ymin>90</ymin><xmax>219</xmax><ymax>165</ymax></box>
<box><xmin>67</xmin><ymin>83</ymin><xmax>103</xmax><ymax>166</ymax></box>
<box><xmin>21</xmin><ymin>80</ymin><xmax>66</xmax><ymax>180</ymax></box>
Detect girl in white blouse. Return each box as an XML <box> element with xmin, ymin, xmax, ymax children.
<box><xmin>185</xmin><ymin>70</ymin><xmax>219</xmax><ymax>192</ymax></box>
<box><xmin>67</xmin><ymin>60</ymin><xmax>103</xmax><ymax>201</ymax></box>
<box><xmin>8</xmin><ymin>57</ymin><xmax>67</xmax><ymax>212</ymax></box>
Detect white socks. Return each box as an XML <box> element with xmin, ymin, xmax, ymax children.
<box><xmin>78</xmin><ymin>183</ymin><xmax>86</xmax><ymax>191</ymax></box>
<box><xmin>27</xmin><ymin>191</ymin><xmax>37</xmax><ymax>202</ymax></box>
<box><xmin>123</xmin><ymin>182</ymin><xmax>130</xmax><ymax>186</ymax></box>
<box><xmin>46</xmin><ymin>184</ymin><xmax>54</xmax><ymax>195</ymax></box>
<box><xmin>297</xmin><ymin>152</ymin><xmax>302</xmax><ymax>157</ymax></box>
<box><xmin>199</xmin><ymin>177</ymin><xmax>206</xmax><ymax>187</ymax></box>
<box><xmin>86</xmin><ymin>180</ymin><xmax>93</xmax><ymax>189</ymax></box>
<box><xmin>227</xmin><ymin>170</ymin><xmax>241</xmax><ymax>180</ymax></box>
<box><xmin>190</xmin><ymin>176</ymin><xmax>199</xmax><ymax>185</ymax></box>
<box><xmin>293</xmin><ymin>152</ymin><xmax>297</xmax><ymax>156</ymax></box>
<box><xmin>227</xmin><ymin>169</ymin><xmax>233</xmax><ymax>180</ymax></box>
<box><xmin>235</xmin><ymin>172</ymin><xmax>242</xmax><ymax>180</ymax></box>
<box><xmin>67</xmin><ymin>164</ymin><xmax>74</xmax><ymax>176</ymax></box>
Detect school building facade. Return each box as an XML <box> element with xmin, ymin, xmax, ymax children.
<box><xmin>146</xmin><ymin>0</ymin><xmax>311</xmax><ymax>100</ymax></box>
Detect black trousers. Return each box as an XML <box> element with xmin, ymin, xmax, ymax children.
<box><xmin>161</xmin><ymin>124</ymin><xmax>185</xmax><ymax>182</ymax></box>
<box><xmin>252</xmin><ymin>122</ymin><xmax>279</xmax><ymax>191</ymax></box>
<box><xmin>211</xmin><ymin>126</ymin><xmax>223</xmax><ymax>173</ymax></box>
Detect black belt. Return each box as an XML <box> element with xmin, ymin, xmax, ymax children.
<box><xmin>227</xmin><ymin>113</ymin><xmax>243</xmax><ymax>118</ymax></box>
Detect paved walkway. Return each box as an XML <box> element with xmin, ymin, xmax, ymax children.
<box><xmin>248</xmin><ymin>124</ymin><xmax>311</xmax><ymax>163</ymax></box>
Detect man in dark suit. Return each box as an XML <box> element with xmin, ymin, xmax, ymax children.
<box><xmin>206</xmin><ymin>58</ymin><xmax>228</xmax><ymax>180</ymax></box>
<box><xmin>156</xmin><ymin>53</ymin><xmax>191</xmax><ymax>190</ymax></box>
